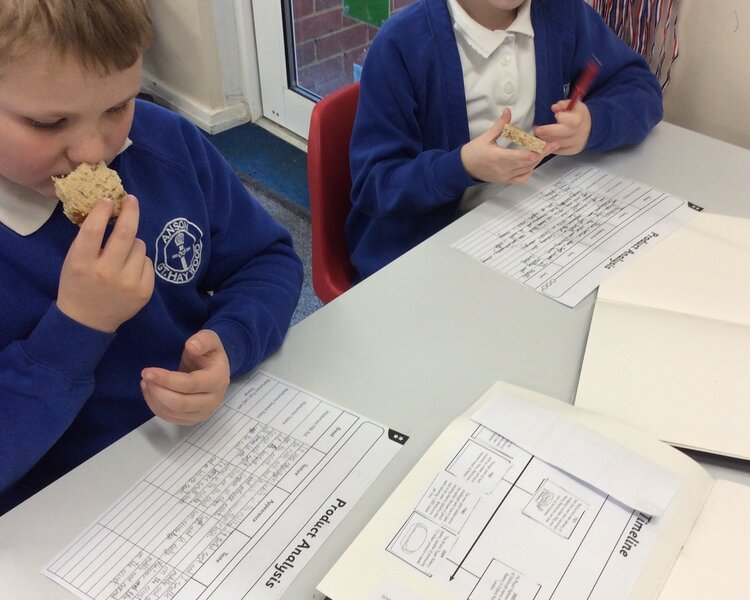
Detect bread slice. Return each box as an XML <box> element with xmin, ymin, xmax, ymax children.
<box><xmin>52</xmin><ymin>161</ymin><xmax>126</xmax><ymax>224</ymax></box>
<box><xmin>501</xmin><ymin>123</ymin><xmax>546</xmax><ymax>154</ymax></box>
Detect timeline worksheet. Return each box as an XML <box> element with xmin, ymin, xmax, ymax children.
<box><xmin>381</xmin><ymin>415</ymin><xmax>659</xmax><ymax>599</ymax></box>
<box><xmin>453</xmin><ymin>166</ymin><xmax>699</xmax><ymax>306</ymax></box>
<box><xmin>44</xmin><ymin>372</ymin><xmax>405</xmax><ymax>600</ymax></box>
<box><xmin>318</xmin><ymin>382</ymin><xmax>708</xmax><ymax>600</ymax></box>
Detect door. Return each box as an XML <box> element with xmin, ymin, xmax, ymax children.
<box><xmin>253</xmin><ymin>0</ymin><xmax>412</xmax><ymax>139</ymax></box>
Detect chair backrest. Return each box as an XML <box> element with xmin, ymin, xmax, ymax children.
<box><xmin>307</xmin><ymin>82</ymin><xmax>360</xmax><ymax>304</ymax></box>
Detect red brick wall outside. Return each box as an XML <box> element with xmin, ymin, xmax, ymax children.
<box><xmin>293</xmin><ymin>0</ymin><xmax>414</xmax><ymax>98</ymax></box>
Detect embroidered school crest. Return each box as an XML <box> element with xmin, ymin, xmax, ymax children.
<box><xmin>154</xmin><ymin>218</ymin><xmax>203</xmax><ymax>284</ymax></box>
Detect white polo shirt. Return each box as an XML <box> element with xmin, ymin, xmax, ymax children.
<box><xmin>447</xmin><ymin>0</ymin><xmax>536</xmax><ymax>142</ymax></box>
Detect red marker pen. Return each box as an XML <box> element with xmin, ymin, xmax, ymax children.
<box><xmin>567</xmin><ymin>57</ymin><xmax>601</xmax><ymax>110</ymax></box>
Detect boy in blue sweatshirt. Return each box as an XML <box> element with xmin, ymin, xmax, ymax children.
<box><xmin>0</xmin><ymin>0</ymin><xmax>303</xmax><ymax>514</ymax></box>
<box><xmin>347</xmin><ymin>0</ymin><xmax>663</xmax><ymax>280</ymax></box>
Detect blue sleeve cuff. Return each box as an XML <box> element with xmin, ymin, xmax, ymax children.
<box><xmin>207</xmin><ymin>320</ymin><xmax>253</xmax><ymax>378</ymax></box>
<box><xmin>585</xmin><ymin>102</ymin><xmax>613</xmax><ymax>151</ymax></box>
<box><xmin>22</xmin><ymin>304</ymin><xmax>115</xmax><ymax>382</ymax></box>
<box><xmin>432</xmin><ymin>147</ymin><xmax>477</xmax><ymax>201</ymax></box>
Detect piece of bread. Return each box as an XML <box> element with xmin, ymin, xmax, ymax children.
<box><xmin>52</xmin><ymin>161</ymin><xmax>126</xmax><ymax>224</ymax></box>
<box><xmin>500</xmin><ymin>123</ymin><xmax>546</xmax><ymax>154</ymax></box>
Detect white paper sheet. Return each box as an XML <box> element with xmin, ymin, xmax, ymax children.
<box><xmin>453</xmin><ymin>166</ymin><xmax>699</xmax><ymax>306</ymax></box>
<box><xmin>473</xmin><ymin>392</ymin><xmax>678</xmax><ymax>516</ymax></box>
<box><xmin>319</xmin><ymin>382</ymin><xmax>712</xmax><ymax>600</ymax></box>
<box><xmin>43</xmin><ymin>372</ymin><xmax>404</xmax><ymax>600</ymax></box>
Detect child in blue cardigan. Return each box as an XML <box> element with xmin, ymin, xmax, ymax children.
<box><xmin>347</xmin><ymin>0</ymin><xmax>663</xmax><ymax>281</ymax></box>
<box><xmin>0</xmin><ymin>0</ymin><xmax>303</xmax><ymax>513</ymax></box>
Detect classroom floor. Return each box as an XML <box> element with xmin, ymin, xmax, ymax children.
<box><xmin>205</xmin><ymin>123</ymin><xmax>310</xmax><ymax>212</ymax></box>
<box><xmin>204</xmin><ymin>122</ymin><xmax>323</xmax><ymax>322</ymax></box>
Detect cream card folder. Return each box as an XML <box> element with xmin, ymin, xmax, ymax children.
<box><xmin>575</xmin><ymin>212</ymin><xmax>750</xmax><ymax>460</ymax></box>
<box><xmin>318</xmin><ymin>381</ymin><xmax>747</xmax><ymax>600</ymax></box>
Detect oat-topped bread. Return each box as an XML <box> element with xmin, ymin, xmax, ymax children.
<box><xmin>52</xmin><ymin>161</ymin><xmax>127</xmax><ymax>224</ymax></box>
<box><xmin>500</xmin><ymin>123</ymin><xmax>546</xmax><ymax>154</ymax></box>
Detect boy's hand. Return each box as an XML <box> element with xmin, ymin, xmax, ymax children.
<box><xmin>140</xmin><ymin>330</ymin><xmax>231</xmax><ymax>426</ymax></box>
<box><xmin>534</xmin><ymin>100</ymin><xmax>592</xmax><ymax>155</ymax></box>
<box><xmin>461</xmin><ymin>108</ymin><xmax>558</xmax><ymax>185</ymax></box>
<box><xmin>57</xmin><ymin>195</ymin><xmax>155</xmax><ymax>333</ymax></box>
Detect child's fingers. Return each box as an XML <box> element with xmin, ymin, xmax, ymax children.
<box><xmin>551</xmin><ymin>99</ymin><xmax>571</xmax><ymax>113</ymax></box>
<box><xmin>533</xmin><ymin>123</ymin><xmax>555</xmax><ymax>138</ymax></box>
<box><xmin>140</xmin><ymin>256</ymin><xmax>155</xmax><ymax>296</ymax></box>
<box><xmin>68</xmin><ymin>197</ymin><xmax>113</xmax><ymax>256</ymax></box>
<box><xmin>486</xmin><ymin>108</ymin><xmax>512</xmax><ymax>143</ymax></box>
<box><xmin>509</xmin><ymin>172</ymin><xmax>534</xmax><ymax>184</ymax></box>
<box><xmin>142</xmin><ymin>366</ymin><xmax>217</xmax><ymax>396</ymax></box>
<box><xmin>120</xmin><ymin>240</ymin><xmax>155</xmax><ymax>300</ymax></box>
<box><xmin>543</xmin><ymin>141</ymin><xmax>561</xmax><ymax>156</ymax></box>
<box><xmin>185</xmin><ymin>330</ymin><xmax>223</xmax><ymax>356</ymax></box>
<box><xmin>141</xmin><ymin>380</ymin><xmax>207</xmax><ymax>425</ymax></box>
<box><xmin>142</xmin><ymin>376</ymin><xmax>205</xmax><ymax>409</ymax></box>
<box><xmin>534</xmin><ymin>122</ymin><xmax>570</xmax><ymax>141</ymax></box>
<box><xmin>100</xmin><ymin>195</ymin><xmax>140</xmax><ymax>267</ymax></box>
<box><xmin>498</xmin><ymin>147</ymin><xmax>542</xmax><ymax>165</ymax></box>
<box><xmin>120</xmin><ymin>237</ymin><xmax>147</xmax><ymax>276</ymax></box>
<box><xmin>183</xmin><ymin>330</ymin><xmax>228</xmax><ymax>372</ymax></box>
<box><xmin>141</xmin><ymin>365</ymin><xmax>225</xmax><ymax>423</ymax></box>
<box><xmin>554</xmin><ymin>109</ymin><xmax>580</xmax><ymax>127</ymax></box>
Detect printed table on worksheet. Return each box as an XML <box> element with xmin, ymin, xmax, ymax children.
<box><xmin>453</xmin><ymin>166</ymin><xmax>699</xmax><ymax>306</ymax></box>
<box><xmin>44</xmin><ymin>372</ymin><xmax>405</xmax><ymax>600</ymax></box>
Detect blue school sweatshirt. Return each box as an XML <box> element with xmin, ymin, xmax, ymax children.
<box><xmin>347</xmin><ymin>0</ymin><xmax>663</xmax><ymax>280</ymax></box>
<box><xmin>0</xmin><ymin>100</ymin><xmax>303</xmax><ymax>512</ymax></box>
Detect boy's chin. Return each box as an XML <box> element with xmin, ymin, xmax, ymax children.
<box><xmin>36</xmin><ymin>181</ymin><xmax>59</xmax><ymax>199</ymax></box>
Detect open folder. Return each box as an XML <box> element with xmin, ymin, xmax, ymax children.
<box><xmin>317</xmin><ymin>381</ymin><xmax>750</xmax><ymax>600</ymax></box>
<box><xmin>575</xmin><ymin>212</ymin><xmax>750</xmax><ymax>459</ymax></box>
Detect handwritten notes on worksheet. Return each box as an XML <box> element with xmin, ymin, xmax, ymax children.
<box><xmin>44</xmin><ymin>372</ymin><xmax>404</xmax><ymax>600</ymax></box>
<box><xmin>454</xmin><ymin>166</ymin><xmax>699</xmax><ymax>306</ymax></box>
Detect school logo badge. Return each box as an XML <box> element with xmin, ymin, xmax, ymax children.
<box><xmin>154</xmin><ymin>218</ymin><xmax>203</xmax><ymax>284</ymax></box>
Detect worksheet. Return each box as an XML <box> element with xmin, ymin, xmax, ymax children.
<box><xmin>319</xmin><ymin>382</ymin><xmax>712</xmax><ymax>600</ymax></box>
<box><xmin>378</xmin><ymin>423</ymin><xmax>656</xmax><ymax>599</ymax></box>
<box><xmin>44</xmin><ymin>372</ymin><xmax>406</xmax><ymax>600</ymax></box>
<box><xmin>453</xmin><ymin>166</ymin><xmax>699</xmax><ymax>307</ymax></box>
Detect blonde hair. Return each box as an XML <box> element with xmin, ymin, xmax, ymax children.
<box><xmin>0</xmin><ymin>0</ymin><xmax>152</xmax><ymax>74</ymax></box>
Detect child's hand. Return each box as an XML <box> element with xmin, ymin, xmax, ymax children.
<box><xmin>57</xmin><ymin>195</ymin><xmax>155</xmax><ymax>333</ymax></box>
<box><xmin>534</xmin><ymin>100</ymin><xmax>592</xmax><ymax>155</ymax></box>
<box><xmin>140</xmin><ymin>330</ymin><xmax>231</xmax><ymax>426</ymax></box>
<box><xmin>461</xmin><ymin>108</ymin><xmax>557</xmax><ymax>185</ymax></box>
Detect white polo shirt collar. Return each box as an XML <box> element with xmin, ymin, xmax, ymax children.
<box><xmin>448</xmin><ymin>0</ymin><xmax>534</xmax><ymax>58</ymax></box>
<box><xmin>0</xmin><ymin>138</ymin><xmax>132</xmax><ymax>236</ymax></box>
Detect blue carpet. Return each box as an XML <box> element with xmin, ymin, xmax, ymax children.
<box><xmin>205</xmin><ymin>123</ymin><xmax>310</xmax><ymax>211</ymax></box>
<box><xmin>205</xmin><ymin>122</ymin><xmax>323</xmax><ymax>319</ymax></box>
<box><xmin>242</xmin><ymin>178</ymin><xmax>323</xmax><ymax>323</ymax></box>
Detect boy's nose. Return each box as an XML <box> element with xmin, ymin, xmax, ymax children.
<box><xmin>66</xmin><ymin>128</ymin><xmax>110</xmax><ymax>166</ymax></box>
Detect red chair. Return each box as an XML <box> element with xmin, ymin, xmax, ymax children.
<box><xmin>307</xmin><ymin>82</ymin><xmax>359</xmax><ymax>303</ymax></box>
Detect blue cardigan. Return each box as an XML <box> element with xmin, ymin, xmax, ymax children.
<box><xmin>0</xmin><ymin>100</ymin><xmax>303</xmax><ymax>512</ymax></box>
<box><xmin>347</xmin><ymin>0</ymin><xmax>663</xmax><ymax>280</ymax></box>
